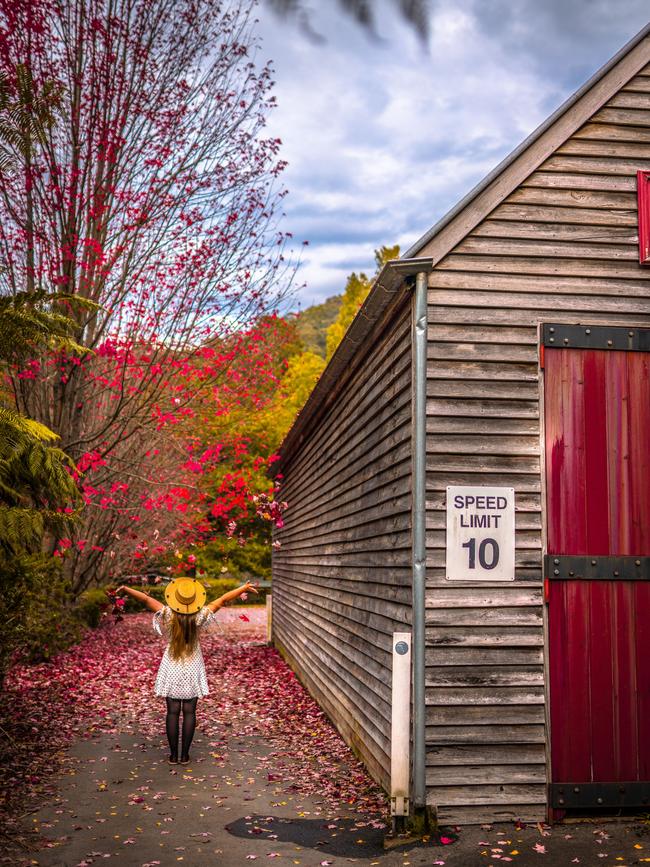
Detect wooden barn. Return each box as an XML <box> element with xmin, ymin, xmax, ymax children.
<box><xmin>270</xmin><ymin>24</ymin><xmax>650</xmax><ymax>825</ymax></box>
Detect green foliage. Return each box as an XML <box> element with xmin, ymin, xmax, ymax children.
<box><xmin>292</xmin><ymin>294</ymin><xmax>342</xmax><ymax>357</ymax></box>
<box><xmin>75</xmin><ymin>588</ymin><xmax>112</xmax><ymax>628</ymax></box>
<box><xmin>0</xmin><ymin>408</ymin><xmax>81</xmax><ymax>676</ymax></box>
<box><xmin>196</xmin><ymin>536</ymin><xmax>271</xmax><ymax>585</ymax></box>
<box><xmin>254</xmin><ymin>350</ymin><xmax>326</xmax><ymax>450</ymax></box>
<box><xmin>0</xmin><ymin>291</ymin><xmax>98</xmax><ymax>361</ymax></box>
<box><xmin>219</xmin><ymin>537</ymin><xmax>271</xmax><ymax>582</ymax></box>
<box><xmin>325</xmin><ymin>271</ymin><xmax>372</xmax><ymax>360</ymax></box>
<box><xmin>0</xmin><ymin>294</ymin><xmax>91</xmax><ymax>681</ymax></box>
<box><xmin>0</xmin><ymin>417</ymin><xmax>78</xmax><ymax>556</ymax></box>
<box><xmin>325</xmin><ymin>245</ymin><xmax>399</xmax><ymax>360</ymax></box>
<box><xmin>0</xmin><ymin>65</ymin><xmax>62</xmax><ymax>175</ymax></box>
<box><xmin>204</xmin><ymin>576</ymin><xmax>269</xmax><ymax>606</ymax></box>
<box><xmin>22</xmin><ymin>569</ymin><xmax>81</xmax><ymax>662</ymax></box>
<box><xmin>0</xmin><ymin>552</ymin><xmax>80</xmax><ymax>677</ymax></box>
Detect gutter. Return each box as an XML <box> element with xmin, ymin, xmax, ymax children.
<box><xmin>411</xmin><ymin>269</ymin><xmax>432</xmax><ymax>827</ymax></box>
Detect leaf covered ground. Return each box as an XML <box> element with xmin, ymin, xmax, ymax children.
<box><xmin>3</xmin><ymin>611</ymin><xmax>650</xmax><ymax>866</ymax></box>
<box><xmin>0</xmin><ymin>609</ymin><xmax>388</xmax><ymax>862</ymax></box>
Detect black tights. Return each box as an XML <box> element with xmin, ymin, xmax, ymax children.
<box><xmin>165</xmin><ymin>697</ymin><xmax>198</xmax><ymax>761</ymax></box>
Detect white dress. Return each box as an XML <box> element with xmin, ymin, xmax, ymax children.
<box><xmin>153</xmin><ymin>606</ymin><xmax>216</xmax><ymax>699</ymax></box>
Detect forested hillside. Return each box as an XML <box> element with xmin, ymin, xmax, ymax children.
<box><xmin>292</xmin><ymin>295</ymin><xmax>342</xmax><ymax>357</ymax></box>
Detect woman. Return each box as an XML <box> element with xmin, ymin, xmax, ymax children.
<box><xmin>117</xmin><ymin>577</ymin><xmax>258</xmax><ymax>764</ymax></box>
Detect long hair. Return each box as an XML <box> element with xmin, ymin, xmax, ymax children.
<box><xmin>168</xmin><ymin>610</ymin><xmax>199</xmax><ymax>660</ymax></box>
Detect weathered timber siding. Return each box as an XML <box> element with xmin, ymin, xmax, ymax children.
<box><xmin>272</xmin><ymin>293</ymin><xmax>413</xmax><ymax>789</ymax></box>
<box><xmin>419</xmin><ymin>64</ymin><xmax>650</xmax><ymax>824</ymax></box>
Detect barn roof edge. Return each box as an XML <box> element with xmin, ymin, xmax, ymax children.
<box><xmin>404</xmin><ymin>22</ymin><xmax>650</xmax><ymax>260</ymax></box>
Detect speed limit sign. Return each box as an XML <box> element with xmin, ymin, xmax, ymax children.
<box><xmin>446</xmin><ymin>486</ymin><xmax>515</xmax><ymax>581</ymax></box>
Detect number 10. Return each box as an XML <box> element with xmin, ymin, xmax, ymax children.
<box><xmin>462</xmin><ymin>537</ymin><xmax>500</xmax><ymax>570</ymax></box>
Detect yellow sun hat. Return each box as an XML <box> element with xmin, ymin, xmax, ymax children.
<box><xmin>164</xmin><ymin>577</ymin><xmax>206</xmax><ymax>615</ymax></box>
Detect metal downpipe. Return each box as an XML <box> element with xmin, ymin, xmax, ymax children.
<box><xmin>412</xmin><ymin>271</ymin><xmax>428</xmax><ymax>811</ymax></box>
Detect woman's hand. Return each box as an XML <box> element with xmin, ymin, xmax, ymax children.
<box><xmin>207</xmin><ymin>580</ymin><xmax>259</xmax><ymax>612</ymax></box>
<box><xmin>115</xmin><ymin>585</ymin><xmax>131</xmax><ymax>596</ymax></box>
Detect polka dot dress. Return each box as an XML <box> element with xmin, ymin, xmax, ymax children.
<box><xmin>152</xmin><ymin>606</ymin><xmax>217</xmax><ymax>699</ymax></box>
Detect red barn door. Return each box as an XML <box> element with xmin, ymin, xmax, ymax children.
<box><xmin>544</xmin><ymin>324</ymin><xmax>650</xmax><ymax>812</ymax></box>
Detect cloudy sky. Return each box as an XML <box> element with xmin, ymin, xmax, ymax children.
<box><xmin>256</xmin><ymin>1</ymin><xmax>650</xmax><ymax>310</ymax></box>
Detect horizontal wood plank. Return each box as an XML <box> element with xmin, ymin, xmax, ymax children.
<box><xmin>425</xmin><ymin>647</ymin><xmax>544</xmax><ymax>666</ymax></box>
<box><xmin>588</xmin><ymin>106</ymin><xmax>650</xmax><ymax>128</ymax></box>
<box><xmin>434</xmin><ymin>804</ymin><xmax>545</xmax><ymax>824</ymax></box>
<box><xmin>558</xmin><ymin>137</ymin><xmax>650</xmax><ymax>158</ymax></box>
<box><xmin>506</xmin><ymin>184</ymin><xmax>636</xmax><ymax>208</ymax></box>
<box><xmin>431</xmin><ymin>288</ymin><xmax>650</xmax><ymax>314</ymax></box>
<box><xmin>428</xmin><ymin>340</ymin><xmax>538</xmax><ymax>362</ymax></box>
<box><xmin>426</xmin><ymin>665</ymin><xmax>544</xmax><ymax>688</ymax></box>
<box><xmin>573</xmin><ymin>120</ymin><xmax>650</xmax><ymax>143</ymax></box>
<box><xmin>429</xmin><ymin>269</ymin><xmax>650</xmax><ymax>297</ymax></box>
<box><xmin>427</xmin><ymin>358</ymin><xmax>538</xmax><ymax>381</ymax></box>
<box><xmin>541</xmin><ymin>152</ymin><xmax>650</xmax><ymax>175</ymax></box>
<box><xmin>493</xmin><ymin>201</ymin><xmax>638</xmax><ymax>225</ymax></box>
<box><xmin>427</xmin><ymin>764</ymin><xmax>546</xmax><ymax>786</ymax></box>
<box><xmin>621</xmin><ymin>74</ymin><xmax>650</xmax><ymax>94</ymax></box>
<box><xmin>428</xmin><ymin>397</ymin><xmax>539</xmax><ymax>421</ymax></box>
<box><xmin>524</xmin><ymin>170</ymin><xmax>637</xmax><ymax>192</ymax></box>
<box><xmin>427</xmin><ymin>704</ymin><xmax>545</xmax><ymax>726</ymax></box>
<box><xmin>426</xmin><ymin>607</ymin><xmax>543</xmax><ymax>627</ymax></box>
<box><xmin>455</xmin><ymin>235</ymin><xmax>638</xmax><ymax>261</ymax></box>
<box><xmin>438</xmin><ymin>253</ymin><xmax>647</xmax><ymax>279</ymax></box>
<box><xmin>425</xmin><ymin>687</ymin><xmax>545</xmax><ymax>706</ymax></box>
<box><xmin>608</xmin><ymin>90</ymin><xmax>650</xmax><ymax>110</ymax></box>
<box><xmin>427</xmin><ymin>744</ymin><xmax>546</xmax><ymax>765</ymax></box>
<box><xmin>474</xmin><ymin>219</ymin><xmax>637</xmax><ymax>244</ymax></box>
<box><xmin>429</xmin><ymin>626</ymin><xmax>543</xmax><ymax>647</ymax></box>
<box><xmin>426</xmin><ymin>415</ymin><xmax>539</xmax><ymax>435</ymax></box>
<box><xmin>428</xmin><ymin>322</ymin><xmax>537</xmax><ymax>344</ymax></box>
<box><xmin>427</xmin><ymin>784</ymin><xmax>546</xmax><ymax>806</ymax></box>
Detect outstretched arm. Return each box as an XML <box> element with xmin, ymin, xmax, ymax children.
<box><xmin>116</xmin><ymin>585</ymin><xmax>164</xmax><ymax>613</ymax></box>
<box><xmin>207</xmin><ymin>581</ymin><xmax>258</xmax><ymax>613</ymax></box>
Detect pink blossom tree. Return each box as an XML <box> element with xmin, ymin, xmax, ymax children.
<box><xmin>0</xmin><ymin>0</ymin><xmax>294</xmax><ymax>589</ymax></box>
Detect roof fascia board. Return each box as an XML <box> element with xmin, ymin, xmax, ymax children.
<box><xmin>405</xmin><ymin>25</ymin><xmax>650</xmax><ymax>262</ymax></box>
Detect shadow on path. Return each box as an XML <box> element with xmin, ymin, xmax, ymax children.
<box><xmin>226</xmin><ymin>813</ymin><xmax>387</xmax><ymax>857</ymax></box>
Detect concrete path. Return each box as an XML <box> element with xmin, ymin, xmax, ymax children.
<box><xmin>17</xmin><ymin>728</ymin><xmax>650</xmax><ymax>867</ymax></box>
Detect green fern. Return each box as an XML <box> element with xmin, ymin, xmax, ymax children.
<box><xmin>0</xmin><ymin>291</ymin><xmax>100</xmax><ymax>361</ymax></box>
<box><xmin>0</xmin><ymin>406</ymin><xmax>59</xmax><ymax>443</ymax></box>
<box><xmin>0</xmin><ymin>65</ymin><xmax>62</xmax><ymax>176</ymax></box>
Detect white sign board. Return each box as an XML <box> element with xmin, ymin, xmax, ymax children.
<box><xmin>446</xmin><ymin>486</ymin><xmax>515</xmax><ymax>581</ymax></box>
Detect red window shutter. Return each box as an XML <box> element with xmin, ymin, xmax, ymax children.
<box><xmin>638</xmin><ymin>170</ymin><xmax>650</xmax><ymax>265</ymax></box>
